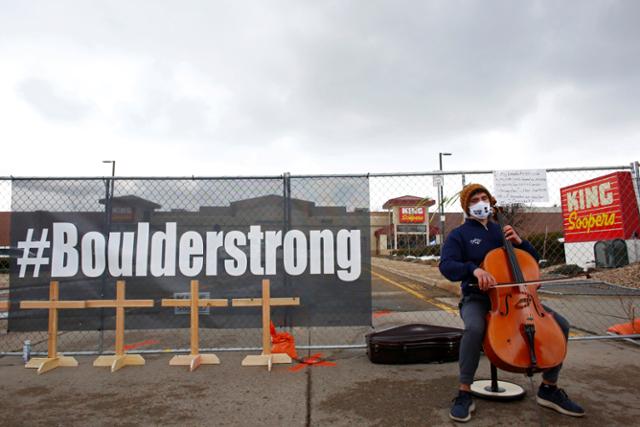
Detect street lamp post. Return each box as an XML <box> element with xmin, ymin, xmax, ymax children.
<box><xmin>102</xmin><ymin>160</ymin><xmax>116</xmax><ymax>195</ymax></box>
<box><xmin>102</xmin><ymin>160</ymin><xmax>115</xmax><ymax>176</ymax></box>
<box><xmin>438</xmin><ymin>153</ymin><xmax>452</xmax><ymax>245</ymax></box>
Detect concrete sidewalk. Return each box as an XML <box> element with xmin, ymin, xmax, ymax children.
<box><xmin>1</xmin><ymin>338</ymin><xmax>639</xmax><ymax>426</ymax></box>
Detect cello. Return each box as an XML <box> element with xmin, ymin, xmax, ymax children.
<box><xmin>481</xmin><ymin>208</ymin><xmax>567</xmax><ymax>375</ymax></box>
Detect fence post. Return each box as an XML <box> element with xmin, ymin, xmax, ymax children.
<box><xmin>631</xmin><ymin>161</ymin><xmax>640</xmax><ymax>209</ymax></box>
<box><xmin>282</xmin><ymin>172</ymin><xmax>292</xmax><ymax>329</ymax></box>
<box><xmin>99</xmin><ymin>176</ymin><xmax>114</xmax><ymax>354</ymax></box>
<box><xmin>631</xmin><ymin>161</ymin><xmax>640</xmax><ymax>261</ymax></box>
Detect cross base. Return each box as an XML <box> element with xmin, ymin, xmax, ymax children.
<box><xmin>25</xmin><ymin>356</ymin><xmax>78</xmax><ymax>375</ymax></box>
<box><xmin>93</xmin><ymin>354</ymin><xmax>145</xmax><ymax>372</ymax></box>
<box><xmin>169</xmin><ymin>354</ymin><xmax>220</xmax><ymax>371</ymax></box>
<box><xmin>241</xmin><ymin>352</ymin><xmax>292</xmax><ymax>371</ymax></box>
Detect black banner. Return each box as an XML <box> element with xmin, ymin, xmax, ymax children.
<box><xmin>9</xmin><ymin>177</ymin><xmax>371</xmax><ymax>331</ymax></box>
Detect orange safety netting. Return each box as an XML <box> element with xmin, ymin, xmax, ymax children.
<box><xmin>270</xmin><ymin>321</ymin><xmax>298</xmax><ymax>359</ymax></box>
<box><xmin>607</xmin><ymin>318</ymin><xmax>640</xmax><ymax>335</ymax></box>
<box><xmin>289</xmin><ymin>353</ymin><xmax>337</xmax><ymax>372</ymax></box>
<box><xmin>123</xmin><ymin>339</ymin><xmax>160</xmax><ymax>351</ymax></box>
<box><xmin>373</xmin><ymin>309</ymin><xmax>392</xmax><ymax>318</ymax></box>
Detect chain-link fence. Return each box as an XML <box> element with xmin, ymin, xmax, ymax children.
<box><xmin>1</xmin><ymin>163</ymin><xmax>639</xmax><ymax>356</ymax></box>
<box><xmin>369</xmin><ymin>163</ymin><xmax>640</xmax><ymax>343</ymax></box>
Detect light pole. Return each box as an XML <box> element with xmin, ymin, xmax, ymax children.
<box><xmin>438</xmin><ymin>152</ymin><xmax>452</xmax><ymax>245</ymax></box>
<box><xmin>102</xmin><ymin>160</ymin><xmax>116</xmax><ymax>176</ymax></box>
<box><xmin>102</xmin><ymin>160</ymin><xmax>115</xmax><ymax>176</ymax></box>
<box><xmin>102</xmin><ymin>160</ymin><xmax>116</xmax><ymax>200</ymax></box>
<box><xmin>102</xmin><ymin>159</ymin><xmax>115</xmax><ymax>184</ymax></box>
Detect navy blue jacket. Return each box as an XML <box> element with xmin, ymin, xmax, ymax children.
<box><xmin>439</xmin><ymin>218</ymin><xmax>539</xmax><ymax>296</ymax></box>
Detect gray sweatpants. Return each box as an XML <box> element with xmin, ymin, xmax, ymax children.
<box><xmin>458</xmin><ymin>293</ymin><xmax>570</xmax><ymax>385</ymax></box>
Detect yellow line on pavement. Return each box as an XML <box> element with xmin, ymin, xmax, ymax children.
<box><xmin>372</xmin><ymin>270</ymin><xmax>459</xmax><ymax>315</ymax></box>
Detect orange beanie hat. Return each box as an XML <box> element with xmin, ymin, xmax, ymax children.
<box><xmin>459</xmin><ymin>183</ymin><xmax>496</xmax><ymax>214</ymax></box>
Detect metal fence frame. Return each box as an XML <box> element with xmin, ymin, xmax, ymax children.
<box><xmin>1</xmin><ymin>162</ymin><xmax>639</xmax><ymax>355</ymax></box>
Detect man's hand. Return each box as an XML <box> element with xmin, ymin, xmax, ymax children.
<box><xmin>503</xmin><ymin>225</ymin><xmax>522</xmax><ymax>245</ymax></box>
<box><xmin>473</xmin><ymin>268</ymin><xmax>497</xmax><ymax>291</ymax></box>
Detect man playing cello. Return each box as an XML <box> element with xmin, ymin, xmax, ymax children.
<box><xmin>439</xmin><ymin>183</ymin><xmax>585</xmax><ymax>422</ymax></box>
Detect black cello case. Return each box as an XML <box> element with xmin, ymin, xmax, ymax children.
<box><xmin>366</xmin><ymin>324</ymin><xmax>463</xmax><ymax>364</ymax></box>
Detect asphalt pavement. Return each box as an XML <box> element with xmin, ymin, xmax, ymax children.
<box><xmin>1</xmin><ymin>259</ymin><xmax>639</xmax><ymax>426</ymax></box>
<box><xmin>1</xmin><ymin>338</ymin><xmax>639</xmax><ymax>426</ymax></box>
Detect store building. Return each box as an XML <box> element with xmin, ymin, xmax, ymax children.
<box><xmin>373</xmin><ymin>195</ymin><xmax>438</xmax><ymax>255</ymax></box>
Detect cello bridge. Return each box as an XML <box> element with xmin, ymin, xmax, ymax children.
<box><xmin>515</xmin><ymin>295</ymin><xmax>532</xmax><ymax>309</ymax></box>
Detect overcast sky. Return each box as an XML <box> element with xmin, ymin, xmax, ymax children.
<box><xmin>1</xmin><ymin>0</ymin><xmax>638</xmax><ymax>178</ymax></box>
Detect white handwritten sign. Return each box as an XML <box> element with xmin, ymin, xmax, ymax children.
<box><xmin>493</xmin><ymin>169</ymin><xmax>549</xmax><ymax>204</ymax></box>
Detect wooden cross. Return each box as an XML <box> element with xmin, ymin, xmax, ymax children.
<box><xmin>19</xmin><ymin>281</ymin><xmax>86</xmax><ymax>374</ymax></box>
<box><xmin>86</xmin><ymin>280</ymin><xmax>154</xmax><ymax>372</ymax></box>
<box><xmin>161</xmin><ymin>280</ymin><xmax>228</xmax><ymax>371</ymax></box>
<box><xmin>231</xmin><ymin>279</ymin><xmax>300</xmax><ymax>371</ymax></box>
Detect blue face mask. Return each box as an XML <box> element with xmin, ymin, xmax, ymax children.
<box><xmin>469</xmin><ymin>201</ymin><xmax>491</xmax><ymax>219</ymax></box>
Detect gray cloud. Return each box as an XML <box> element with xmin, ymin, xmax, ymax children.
<box><xmin>1</xmin><ymin>0</ymin><xmax>639</xmax><ymax>175</ymax></box>
<box><xmin>17</xmin><ymin>78</ymin><xmax>94</xmax><ymax>121</ymax></box>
